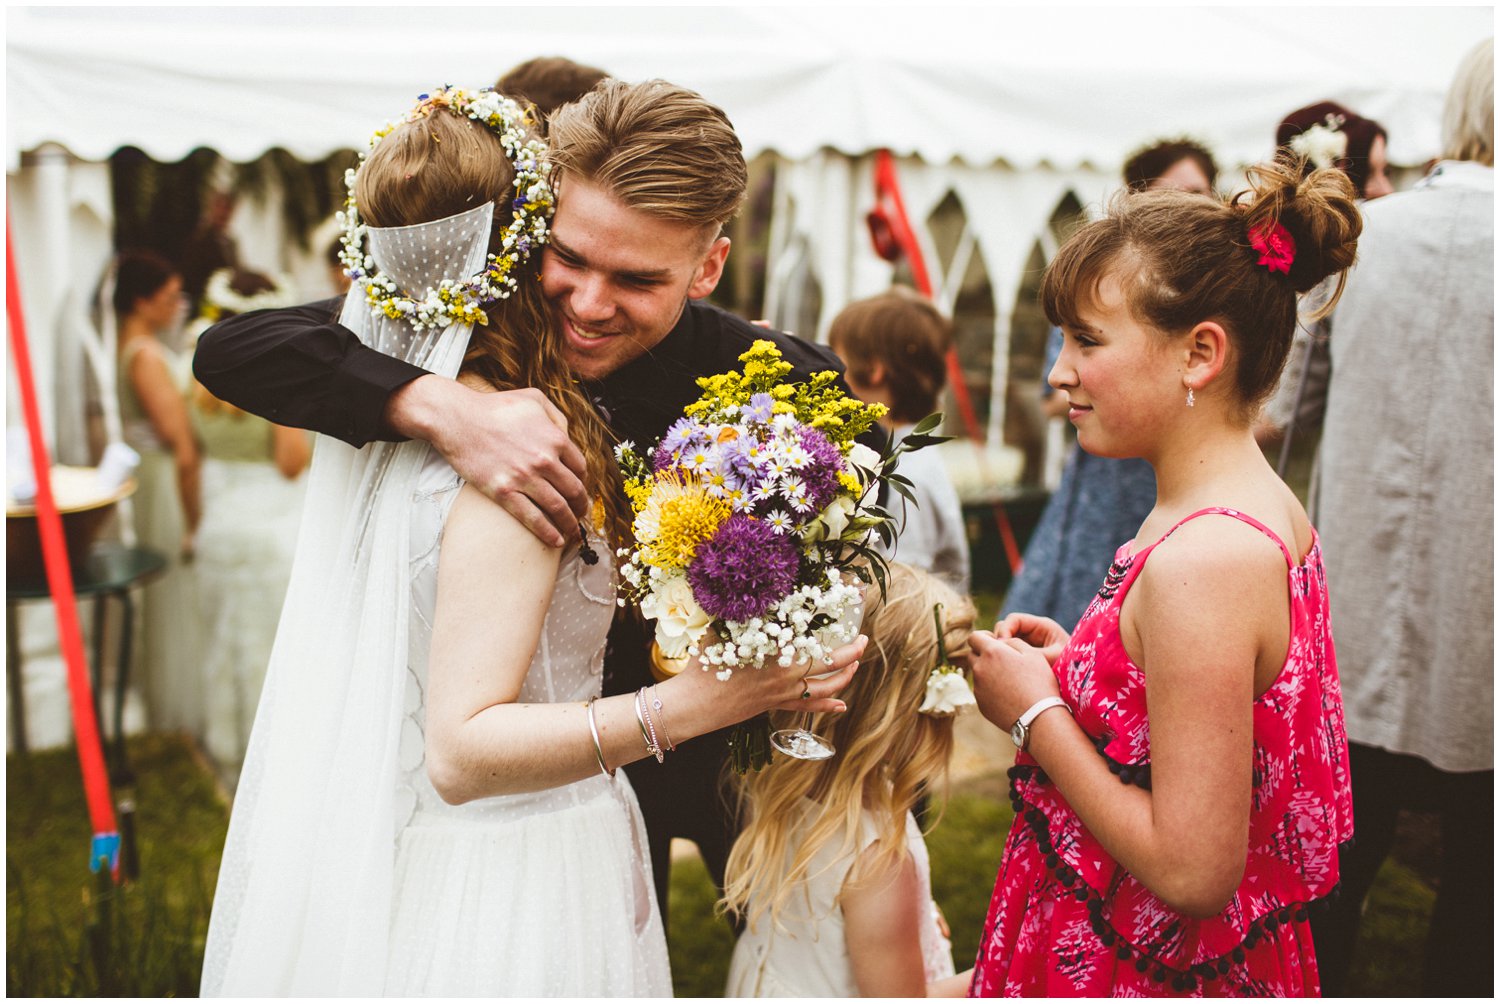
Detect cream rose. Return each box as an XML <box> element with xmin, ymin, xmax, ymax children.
<box><xmin>641</xmin><ymin>576</ymin><xmax>713</xmax><ymax>659</ymax></box>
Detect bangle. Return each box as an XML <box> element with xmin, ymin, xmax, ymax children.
<box><xmin>631</xmin><ymin>689</ymin><xmax>652</xmax><ymax>749</ymax></box>
<box><xmin>636</xmin><ymin>688</ymin><xmax>665</xmax><ymax>763</ymax></box>
<box><xmin>586</xmin><ymin>696</ymin><xmax>614</xmax><ymax>778</ymax></box>
<box><xmin>647</xmin><ymin>684</ymin><xmax>675</xmax><ymax>751</ymax></box>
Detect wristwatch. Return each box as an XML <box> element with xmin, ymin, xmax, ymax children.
<box><xmin>1010</xmin><ymin>697</ymin><xmax>1071</xmax><ymax>751</ymax></box>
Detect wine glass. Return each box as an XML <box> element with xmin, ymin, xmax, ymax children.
<box><xmin>770</xmin><ymin>595</ymin><xmax>863</xmax><ymax>761</ymax></box>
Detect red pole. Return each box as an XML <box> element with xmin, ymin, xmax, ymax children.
<box><xmin>870</xmin><ymin>152</ymin><xmax>1023</xmax><ymax>574</ymax></box>
<box><xmin>6</xmin><ymin>213</ymin><xmax>121</xmax><ymax>878</ymax></box>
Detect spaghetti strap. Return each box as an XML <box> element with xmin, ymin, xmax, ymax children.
<box><xmin>1151</xmin><ymin>507</ymin><xmax>1295</xmax><ymax>566</ymax></box>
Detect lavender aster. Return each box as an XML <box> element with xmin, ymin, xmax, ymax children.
<box><xmin>688</xmin><ymin>515</ymin><xmax>800</xmax><ymax>622</ymax></box>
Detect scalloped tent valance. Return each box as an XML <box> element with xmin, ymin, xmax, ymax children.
<box><xmin>7</xmin><ymin>5</ymin><xmax>1490</xmax><ymax>171</ymax></box>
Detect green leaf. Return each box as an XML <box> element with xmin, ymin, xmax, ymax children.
<box><xmin>911</xmin><ymin>412</ymin><xmax>944</xmax><ymax>436</ymax></box>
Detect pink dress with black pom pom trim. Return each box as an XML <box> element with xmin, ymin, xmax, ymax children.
<box><xmin>969</xmin><ymin>508</ymin><xmax>1352</xmax><ymax>997</ymax></box>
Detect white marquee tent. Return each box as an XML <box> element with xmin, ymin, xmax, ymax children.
<box><xmin>7</xmin><ymin>4</ymin><xmax>1493</xmax><ymax>461</ymax></box>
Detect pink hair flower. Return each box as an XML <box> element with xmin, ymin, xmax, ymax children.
<box><xmin>1249</xmin><ymin>220</ymin><xmax>1296</xmax><ymax>275</ymax></box>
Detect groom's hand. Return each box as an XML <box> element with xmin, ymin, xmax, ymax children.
<box><xmin>386</xmin><ymin>375</ymin><xmax>590</xmax><ymax>547</ymax></box>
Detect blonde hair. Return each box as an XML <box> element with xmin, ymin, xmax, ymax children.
<box><xmin>355</xmin><ymin>104</ymin><xmax>629</xmax><ymax>548</ymax></box>
<box><xmin>547</xmin><ymin>78</ymin><xmax>748</xmax><ymax>235</ymax></box>
<box><xmin>720</xmin><ymin>564</ymin><xmax>976</xmax><ymax>928</ymax></box>
<box><xmin>1441</xmin><ymin>38</ymin><xmax>1494</xmax><ymax>166</ymax></box>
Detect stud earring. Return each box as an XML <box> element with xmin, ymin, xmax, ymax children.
<box><xmin>1186</xmin><ymin>387</ymin><xmax>1196</xmax><ymax>408</ymax></box>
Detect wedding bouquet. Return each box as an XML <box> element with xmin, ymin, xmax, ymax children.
<box><xmin>615</xmin><ymin>340</ymin><xmax>944</xmax><ymax>765</ymax></box>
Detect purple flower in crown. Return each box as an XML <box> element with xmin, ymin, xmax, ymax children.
<box><xmin>740</xmin><ymin>392</ymin><xmax>775</xmax><ymax>424</ymax></box>
<box><xmin>687</xmin><ymin>514</ymin><xmax>801</xmax><ymax>621</ymax></box>
<box><xmin>795</xmin><ymin>426</ymin><xmax>845</xmax><ymax>512</ymax></box>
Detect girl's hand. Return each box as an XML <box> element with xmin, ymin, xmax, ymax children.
<box><xmin>993</xmin><ymin>612</ymin><xmax>1070</xmax><ymax>666</ymax></box>
<box><xmin>968</xmin><ymin>630</ymin><xmax>1061</xmax><ymax>731</ymax></box>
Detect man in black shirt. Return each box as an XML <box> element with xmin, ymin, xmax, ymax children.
<box><xmin>195</xmin><ymin>78</ymin><xmax>870</xmax><ymax>925</ymax></box>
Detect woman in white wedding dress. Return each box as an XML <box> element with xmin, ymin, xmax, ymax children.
<box><xmin>202</xmin><ymin>89</ymin><xmax>860</xmax><ymax>998</ymax></box>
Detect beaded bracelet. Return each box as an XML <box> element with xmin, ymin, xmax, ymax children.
<box><xmin>586</xmin><ymin>696</ymin><xmax>614</xmax><ymax>778</ymax></box>
<box><xmin>646</xmin><ymin>684</ymin><xmax>675</xmax><ymax>752</ymax></box>
<box><xmin>636</xmin><ymin>688</ymin><xmax>665</xmax><ymax>763</ymax></box>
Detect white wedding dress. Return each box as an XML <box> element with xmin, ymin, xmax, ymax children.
<box><xmin>382</xmin><ymin>448</ymin><xmax>672</xmax><ymax>996</ymax></box>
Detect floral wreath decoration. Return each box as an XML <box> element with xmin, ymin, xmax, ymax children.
<box><xmin>337</xmin><ymin>86</ymin><xmax>554</xmax><ymax>333</ymax></box>
<box><xmin>200</xmin><ymin>267</ymin><xmax>299</xmax><ymax>321</ymax></box>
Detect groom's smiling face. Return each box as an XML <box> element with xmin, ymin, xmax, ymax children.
<box><xmin>540</xmin><ymin>176</ymin><xmax>730</xmax><ymax>381</ymax></box>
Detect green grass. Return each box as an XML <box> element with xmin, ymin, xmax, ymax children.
<box><xmin>7</xmin><ymin>734</ymin><xmax>228</xmax><ymax>996</ymax></box>
<box><xmin>8</xmin><ymin>736</ymin><xmax>1437</xmax><ymax>997</ymax></box>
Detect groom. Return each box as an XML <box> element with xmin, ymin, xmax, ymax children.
<box><xmin>194</xmin><ymin>77</ymin><xmax>873</xmax><ymax>924</ymax></box>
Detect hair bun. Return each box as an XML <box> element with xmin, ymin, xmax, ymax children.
<box><xmin>1239</xmin><ymin>155</ymin><xmax>1362</xmax><ymax>296</ymax></box>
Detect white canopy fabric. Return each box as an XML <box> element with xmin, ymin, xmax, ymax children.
<box><xmin>5</xmin><ymin>4</ymin><xmax>1491</xmax><ymax>458</ymax></box>
<box><xmin>7</xmin><ymin>5</ymin><xmax>1491</xmax><ymax>170</ymax></box>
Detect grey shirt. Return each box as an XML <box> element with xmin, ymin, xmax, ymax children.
<box><xmin>1316</xmin><ymin>160</ymin><xmax>1494</xmax><ymax>772</ymax></box>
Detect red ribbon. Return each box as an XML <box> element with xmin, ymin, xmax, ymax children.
<box><xmin>866</xmin><ymin>152</ymin><xmax>1023</xmax><ymax>575</ymax></box>
<box><xmin>6</xmin><ymin>213</ymin><xmax>120</xmax><ymax>877</ymax></box>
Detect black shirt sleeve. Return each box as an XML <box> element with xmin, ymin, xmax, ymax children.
<box><xmin>191</xmin><ymin>297</ymin><xmax>430</xmax><ymax>447</ymax></box>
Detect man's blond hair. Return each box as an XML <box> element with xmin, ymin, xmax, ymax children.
<box><xmin>547</xmin><ymin>78</ymin><xmax>748</xmax><ymax>233</ymax></box>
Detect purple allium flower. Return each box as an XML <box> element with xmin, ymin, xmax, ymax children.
<box><xmin>687</xmin><ymin>515</ymin><xmax>800</xmax><ymax>621</ymax></box>
<box><xmin>796</xmin><ymin>426</ymin><xmax>845</xmax><ymax>511</ymax></box>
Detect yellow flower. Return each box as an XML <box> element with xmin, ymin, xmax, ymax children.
<box><xmin>633</xmin><ymin>473</ymin><xmax>731</xmax><ymax>570</ymax></box>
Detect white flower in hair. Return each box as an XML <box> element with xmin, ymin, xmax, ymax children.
<box><xmin>1288</xmin><ymin>114</ymin><xmax>1349</xmax><ymax>171</ymax></box>
<box><xmin>920</xmin><ymin>666</ymin><xmax>976</xmax><ymax>717</ymax></box>
<box><xmin>918</xmin><ymin>602</ymin><xmax>976</xmax><ymax>717</ymax></box>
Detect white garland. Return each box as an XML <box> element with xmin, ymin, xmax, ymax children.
<box><xmin>338</xmin><ymin>87</ymin><xmax>554</xmax><ymax>332</ymax></box>
<box><xmin>1288</xmin><ymin>114</ymin><xmax>1349</xmax><ymax>171</ymax></box>
<box><xmin>202</xmin><ymin>267</ymin><xmax>298</xmax><ymax>317</ymax></box>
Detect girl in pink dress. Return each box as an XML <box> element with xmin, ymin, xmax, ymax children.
<box><xmin>966</xmin><ymin>157</ymin><xmax>1360</xmax><ymax>997</ymax></box>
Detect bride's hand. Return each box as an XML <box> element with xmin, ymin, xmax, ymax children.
<box><xmin>670</xmin><ymin>634</ymin><xmax>866</xmax><ymax>728</ymax></box>
<box><xmin>761</xmin><ymin>635</ymin><xmax>865</xmax><ymax>714</ymax></box>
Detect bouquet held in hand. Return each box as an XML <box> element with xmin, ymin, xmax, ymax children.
<box><xmin>615</xmin><ymin>340</ymin><xmax>944</xmax><ymax>682</ymax></box>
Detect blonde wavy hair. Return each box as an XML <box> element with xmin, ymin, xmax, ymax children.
<box><xmin>355</xmin><ymin>102</ymin><xmax>630</xmax><ymax>548</ymax></box>
<box><xmin>720</xmin><ymin>564</ymin><xmax>976</xmax><ymax>928</ymax></box>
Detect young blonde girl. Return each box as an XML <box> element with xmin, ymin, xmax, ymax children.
<box><xmin>723</xmin><ymin>563</ymin><xmax>977</xmax><ymax>997</ymax></box>
<box><xmin>967</xmin><ymin>157</ymin><xmax>1359</xmax><ymax>995</ymax></box>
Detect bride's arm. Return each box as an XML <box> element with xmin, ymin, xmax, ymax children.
<box><xmin>425</xmin><ymin>484</ymin><xmax>863</xmax><ymax>802</ymax></box>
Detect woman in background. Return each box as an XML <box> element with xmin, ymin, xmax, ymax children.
<box><xmin>113</xmin><ymin>249</ymin><xmax>205</xmax><ymax>735</ymax></box>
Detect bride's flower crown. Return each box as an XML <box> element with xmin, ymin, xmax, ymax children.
<box><xmin>338</xmin><ymin>86</ymin><xmax>555</xmax><ymax>332</ymax></box>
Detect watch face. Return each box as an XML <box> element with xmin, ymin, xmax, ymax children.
<box><xmin>1010</xmin><ymin>722</ymin><xmax>1025</xmax><ymax>749</ymax></box>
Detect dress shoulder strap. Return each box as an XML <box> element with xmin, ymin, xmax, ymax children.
<box><xmin>1147</xmin><ymin>507</ymin><xmax>1295</xmax><ymax>567</ymax></box>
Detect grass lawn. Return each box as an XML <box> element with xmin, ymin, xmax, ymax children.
<box><xmin>9</xmin><ymin>734</ymin><xmax>1435</xmax><ymax>997</ymax></box>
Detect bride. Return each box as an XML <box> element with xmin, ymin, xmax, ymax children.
<box><xmin>200</xmin><ymin>88</ymin><xmax>861</xmax><ymax>997</ymax></box>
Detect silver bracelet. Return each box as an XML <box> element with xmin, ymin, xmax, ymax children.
<box><xmin>631</xmin><ymin>689</ymin><xmax>653</xmax><ymax>749</ymax></box>
<box><xmin>647</xmin><ymin>684</ymin><xmax>675</xmax><ymax>751</ymax></box>
<box><xmin>636</xmin><ymin>688</ymin><xmax>664</xmax><ymax>763</ymax></box>
<box><xmin>586</xmin><ymin>696</ymin><xmax>614</xmax><ymax>778</ymax></box>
